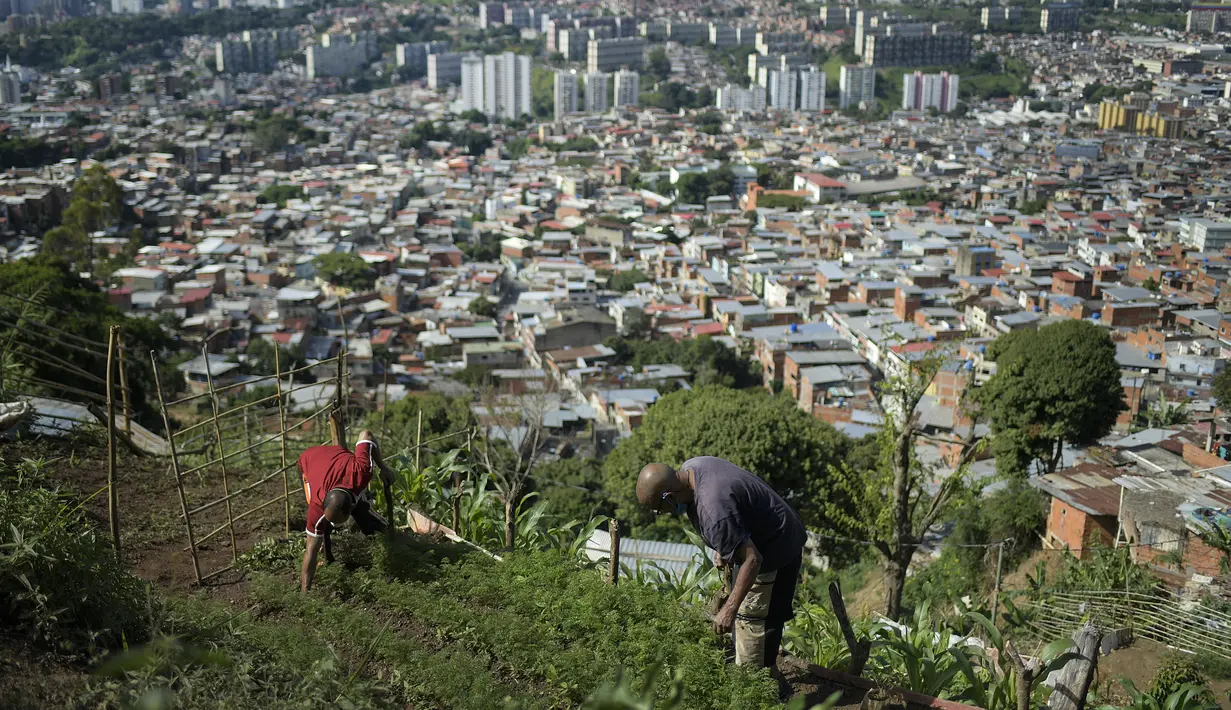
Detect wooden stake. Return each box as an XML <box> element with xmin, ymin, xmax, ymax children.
<box><xmin>991</xmin><ymin>539</ymin><xmax>1005</xmax><ymax>625</ymax></box>
<box><xmin>1047</xmin><ymin>624</ymin><xmax>1102</xmax><ymax>710</ymax></box>
<box><xmin>608</xmin><ymin>519</ymin><xmax>620</xmax><ymax>585</ymax></box>
<box><xmin>152</xmin><ymin>351</ymin><xmax>202</xmax><ymax>585</ymax></box>
<box><xmin>274</xmin><ymin>346</ymin><xmax>291</xmax><ymax>536</ymax></box>
<box><xmin>202</xmin><ymin>347</ymin><xmax>239</xmax><ymax>562</ymax></box>
<box><xmin>105</xmin><ymin>326</ymin><xmax>121</xmax><ymax>561</ymax></box>
<box><xmin>415</xmin><ymin>409</ymin><xmax>423</xmax><ymax>474</ymax></box>
<box><xmin>828</xmin><ymin>580</ymin><xmax>871</xmax><ymax>677</ymax></box>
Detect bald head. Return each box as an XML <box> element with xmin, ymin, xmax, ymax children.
<box><xmin>636</xmin><ymin>462</ymin><xmax>678</xmax><ymax>506</ymax></box>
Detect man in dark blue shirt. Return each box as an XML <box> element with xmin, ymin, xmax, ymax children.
<box><xmin>636</xmin><ymin>456</ymin><xmax>805</xmax><ymax>673</ymax></box>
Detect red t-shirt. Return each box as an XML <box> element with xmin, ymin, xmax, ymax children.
<box><xmin>299</xmin><ymin>440</ymin><xmax>376</xmax><ymax>536</ymax></box>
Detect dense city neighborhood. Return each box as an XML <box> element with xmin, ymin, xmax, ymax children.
<box><xmin>6</xmin><ymin>0</ymin><xmax>1231</xmax><ymax>707</ymax></box>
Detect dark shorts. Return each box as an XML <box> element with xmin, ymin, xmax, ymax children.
<box><xmin>766</xmin><ymin>554</ymin><xmax>802</xmax><ymax>628</ymax></box>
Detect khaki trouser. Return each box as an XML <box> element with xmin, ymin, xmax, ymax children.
<box><xmin>734</xmin><ymin>568</ymin><xmax>778</xmax><ymax>666</ymax></box>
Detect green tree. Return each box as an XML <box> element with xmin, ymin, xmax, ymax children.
<box><xmin>259</xmin><ymin>184</ymin><xmax>304</xmax><ymax>208</ymax></box>
<box><xmin>533</xmin><ymin>457</ymin><xmax>612</xmax><ymax>523</ymax></box>
<box><xmin>244</xmin><ymin>337</ymin><xmax>306</xmax><ymax>377</ymax></box>
<box><xmin>610</xmin><ymin>269</ymin><xmax>650</xmax><ymax>292</ymax></box>
<box><xmin>829</xmin><ymin>354</ymin><xmax>982</xmax><ymax>620</ymax></box>
<box><xmin>365</xmin><ymin>392</ymin><xmax>475</xmax><ymax>451</ymax></box>
<box><xmin>1214</xmin><ymin>368</ymin><xmax>1231</xmax><ymax>412</ymax></box>
<box><xmin>253</xmin><ymin>115</ymin><xmax>294</xmax><ymax>153</ymax></box>
<box><xmin>42</xmin><ymin>164</ymin><xmax>125</xmax><ymax>271</ymax></box>
<box><xmin>312</xmin><ymin>252</ymin><xmax>375</xmax><ymax>292</ymax></box>
<box><xmin>601</xmin><ymin>386</ymin><xmax>858</xmax><ymax>542</ymax></box>
<box><xmin>979</xmin><ymin>320</ymin><xmax>1127</xmax><ymax>475</ymax></box>
<box><xmin>468</xmin><ymin>296</ymin><xmax>497</xmax><ymax>318</ymax></box>
<box><xmin>604</xmin><ymin>334</ymin><xmax>758</xmax><ymax>389</ymax></box>
<box><xmin>646</xmin><ymin>47</ymin><xmax>671</xmax><ymax>81</ymax></box>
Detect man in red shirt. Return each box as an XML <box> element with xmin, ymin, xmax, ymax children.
<box><xmin>299</xmin><ymin>429</ymin><xmax>394</xmax><ymax>592</ymax></box>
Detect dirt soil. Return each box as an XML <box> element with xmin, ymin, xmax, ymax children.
<box><xmin>1095</xmin><ymin>639</ymin><xmax>1231</xmax><ymax>708</ymax></box>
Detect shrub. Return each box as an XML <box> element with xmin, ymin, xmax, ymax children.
<box><xmin>1150</xmin><ymin>654</ymin><xmax>1209</xmax><ymax>704</ymax></box>
<box><xmin>0</xmin><ymin>459</ymin><xmax>148</xmax><ymax>653</ymax></box>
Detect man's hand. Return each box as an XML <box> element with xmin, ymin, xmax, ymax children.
<box><xmin>713</xmin><ymin>550</ymin><xmax>726</xmax><ymax>569</ymax></box>
<box><xmin>713</xmin><ymin>601</ymin><xmax>737</xmax><ymax>635</ymax></box>
<box><xmin>301</xmin><ymin>534</ymin><xmax>324</xmax><ymax>593</ymax></box>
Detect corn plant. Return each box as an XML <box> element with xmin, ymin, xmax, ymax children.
<box><xmin>784</xmin><ymin>602</ymin><xmax>874</xmax><ymax>670</ymax></box>
<box><xmin>868</xmin><ymin>600</ymin><xmax>966</xmax><ymax>697</ymax></box>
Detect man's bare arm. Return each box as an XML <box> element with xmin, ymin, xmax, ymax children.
<box><xmin>301</xmin><ymin>534</ymin><xmax>324</xmax><ymax>593</ymax></box>
<box><xmin>714</xmin><ymin>541</ymin><xmax>762</xmax><ymax>634</ymax></box>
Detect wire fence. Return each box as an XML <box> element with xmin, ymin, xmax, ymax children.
<box><xmin>151</xmin><ymin>346</ymin><xmax>350</xmax><ymax>585</ymax></box>
<box><xmin>1024</xmin><ymin>590</ymin><xmax>1231</xmax><ymax>661</ymax></box>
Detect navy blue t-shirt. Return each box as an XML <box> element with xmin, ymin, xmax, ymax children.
<box><xmin>682</xmin><ymin>456</ymin><xmax>805</xmax><ymax>573</ymax></box>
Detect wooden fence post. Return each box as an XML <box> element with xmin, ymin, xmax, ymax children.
<box><xmin>152</xmin><ymin>352</ymin><xmax>202</xmax><ymax>585</ymax></box>
<box><xmin>202</xmin><ymin>347</ymin><xmax>239</xmax><ymax>562</ymax></box>
<box><xmin>1047</xmin><ymin>624</ymin><xmax>1102</xmax><ymax>710</ymax></box>
<box><xmin>274</xmin><ymin>346</ymin><xmax>291</xmax><ymax>536</ymax></box>
<box><xmin>105</xmin><ymin>326</ymin><xmax>121</xmax><ymax>561</ymax></box>
<box><xmin>828</xmin><ymin>580</ymin><xmax>871</xmax><ymax>677</ymax></box>
<box><xmin>608</xmin><ymin>519</ymin><xmax>620</xmax><ymax>585</ymax></box>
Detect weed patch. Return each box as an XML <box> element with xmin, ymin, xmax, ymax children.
<box><xmin>0</xmin><ymin>458</ymin><xmax>148</xmax><ymax>654</ymax></box>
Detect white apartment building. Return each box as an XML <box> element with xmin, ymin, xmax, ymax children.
<box><xmin>839</xmin><ymin>64</ymin><xmax>875</xmax><ymax>109</ymax></box>
<box><xmin>613</xmin><ymin>69</ymin><xmax>639</xmax><ymax>107</ymax></box>
<box><xmin>0</xmin><ymin>70</ymin><xmax>20</xmax><ymax>105</ymax></box>
<box><xmin>715</xmin><ymin>83</ymin><xmax>766</xmax><ymax>113</ymax></box>
<box><xmin>901</xmin><ymin>71</ymin><xmax>959</xmax><ymax>112</ymax></box>
<box><xmin>1179</xmin><ymin>217</ymin><xmax>1231</xmax><ymax>253</ymax></box>
<box><xmin>554</xmin><ymin>69</ymin><xmax>578</xmax><ymax>120</ymax></box>
<box><xmin>766</xmin><ymin>70</ymin><xmax>797</xmax><ymax>111</ymax></box>
<box><xmin>460</xmin><ymin>55</ymin><xmax>485</xmax><ymax>113</ymax></box>
<box><xmin>483</xmin><ymin>52</ymin><xmax>531</xmax><ymax>120</ymax></box>
<box><xmin>585</xmin><ymin>72</ymin><xmax>609</xmax><ymax>113</ymax></box>
<box><xmin>799</xmin><ymin>67</ymin><xmax>826</xmax><ymax>112</ymax></box>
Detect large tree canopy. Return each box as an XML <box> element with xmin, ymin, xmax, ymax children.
<box><xmin>604</xmin><ymin>334</ymin><xmax>760</xmax><ymax>389</ymax></box>
<box><xmin>978</xmin><ymin>319</ymin><xmax>1126</xmax><ymax>475</ymax></box>
<box><xmin>601</xmin><ymin>385</ymin><xmax>859</xmax><ymax>542</ymax></box>
<box><xmin>313</xmin><ymin>252</ymin><xmax>375</xmax><ymax>292</ymax></box>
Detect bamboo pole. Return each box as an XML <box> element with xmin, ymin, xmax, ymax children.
<box><xmin>118</xmin><ymin>341</ymin><xmax>131</xmax><ymax>439</ymax></box>
<box><xmin>152</xmin><ymin>351</ymin><xmax>202</xmax><ymax>585</ymax></box>
<box><xmin>608</xmin><ymin>519</ymin><xmax>620</xmax><ymax>585</ymax></box>
<box><xmin>274</xmin><ymin>347</ymin><xmax>291</xmax><ymax>536</ymax></box>
<box><xmin>202</xmin><ymin>348</ymin><xmax>239</xmax><ymax>562</ymax></box>
<box><xmin>105</xmin><ymin>326</ymin><xmax>121</xmax><ymax>561</ymax></box>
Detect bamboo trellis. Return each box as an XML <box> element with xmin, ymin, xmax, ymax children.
<box><xmin>150</xmin><ymin>347</ymin><xmax>348</xmax><ymax>585</ymax></box>
<box><xmin>1024</xmin><ymin>589</ymin><xmax>1231</xmax><ymax>661</ymax></box>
